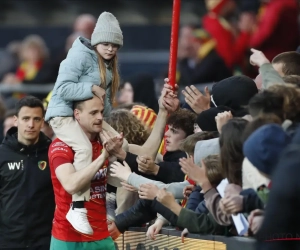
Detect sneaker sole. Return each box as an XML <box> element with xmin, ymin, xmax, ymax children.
<box><xmin>66</xmin><ymin>211</ymin><xmax>94</xmax><ymax>235</ymax></box>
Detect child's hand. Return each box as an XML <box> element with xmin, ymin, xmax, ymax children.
<box><xmin>92</xmin><ymin>85</ymin><xmax>106</xmax><ymax>101</ymax></box>
<box><xmin>250</xmin><ymin>49</ymin><xmax>270</xmax><ymax>67</ymax></box>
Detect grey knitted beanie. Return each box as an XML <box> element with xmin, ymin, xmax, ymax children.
<box><xmin>91</xmin><ymin>12</ymin><xmax>123</xmax><ymax>47</ymax></box>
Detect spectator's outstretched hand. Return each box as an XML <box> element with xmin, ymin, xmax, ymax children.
<box><xmin>250</xmin><ymin>49</ymin><xmax>270</xmax><ymax>67</ymax></box>
<box><xmin>215</xmin><ymin>111</ymin><xmax>233</xmax><ymax>134</ymax></box>
<box><xmin>108</xmin><ymin>221</ymin><xmax>121</xmax><ymax>240</ymax></box>
<box><xmin>220</xmin><ymin>195</ymin><xmax>244</xmax><ymax>215</ymax></box>
<box><xmin>248</xmin><ymin>209</ymin><xmax>264</xmax><ymax>235</ymax></box>
<box><xmin>120</xmin><ymin>181</ymin><xmax>138</xmax><ymax>192</ymax></box>
<box><xmin>183</xmin><ymin>185</ymin><xmax>195</xmax><ymax>199</ymax></box>
<box><xmin>156</xmin><ymin>188</ymin><xmax>175</xmax><ymax>207</ymax></box>
<box><xmin>100</xmin><ymin>131</ymin><xmax>123</xmax><ymax>157</ymax></box>
<box><xmin>138</xmin><ymin>183</ymin><xmax>159</xmax><ymax>200</ymax></box>
<box><xmin>182</xmin><ymin>85</ymin><xmax>211</xmax><ymax>114</ymax></box>
<box><xmin>179</xmin><ymin>157</ymin><xmax>212</xmax><ymax>192</ymax></box>
<box><xmin>137</xmin><ymin>156</ymin><xmax>157</xmax><ymax>174</ymax></box>
<box><xmin>110</xmin><ymin>161</ymin><xmax>131</xmax><ymax>182</ymax></box>
<box><xmin>159</xmin><ymin>78</ymin><xmax>180</xmax><ymax>113</ymax></box>
<box><xmin>181</xmin><ymin>228</ymin><xmax>189</xmax><ymax>243</ymax></box>
<box><xmin>146</xmin><ymin>219</ymin><xmax>164</xmax><ymax>240</ymax></box>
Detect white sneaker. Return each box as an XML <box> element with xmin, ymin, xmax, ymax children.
<box><xmin>66</xmin><ymin>206</ymin><xmax>93</xmax><ymax>235</ymax></box>
<box><xmin>106</xmin><ymin>192</ymin><xmax>116</xmax><ymax>222</ymax></box>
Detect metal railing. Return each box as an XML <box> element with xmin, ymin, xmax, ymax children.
<box><xmin>0</xmin><ymin>83</ymin><xmax>54</xmax><ymax>94</ymax></box>
<box><xmin>114</xmin><ymin>227</ymin><xmax>256</xmax><ymax>250</ymax></box>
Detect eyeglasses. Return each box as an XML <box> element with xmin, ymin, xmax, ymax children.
<box><xmin>100</xmin><ymin>43</ymin><xmax>119</xmax><ymax>51</ymax></box>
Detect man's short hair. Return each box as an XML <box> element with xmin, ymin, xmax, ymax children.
<box><xmin>248</xmin><ymin>91</ymin><xmax>284</xmax><ymax>120</ymax></box>
<box><xmin>272</xmin><ymin>52</ymin><xmax>300</xmax><ymax>76</ymax></box>
<box><xmin>179</xmin><ymin>131</ymin><xmax>219</xmax><ymax>155</ymax></box>
<box><xmin>73</xmin><ymin>100</ymin><xmax>85</xmax><ymax>111</ymax></box>
<box><xmin>268</xmin><ymin>84</ymin><xmax>300</xmax><ymax>122</ymax></box>
<box><xmin>167</xmin><ymin>109</ymin><xmax>197</xmax><ymax>136</ymax></box>
<box><xmin>15</xmin><ymin>96</ymin><xmax>44</xmax><ymax>116</ymax></box>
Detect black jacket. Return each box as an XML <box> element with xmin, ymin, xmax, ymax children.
<box><xmin>256</xmin><ymin>144</ymin><xmax>300</xmax><ymax>250</ymax></box>
<box><xmin>240</xmin><ymin>188</ymin><xmax>265</xmax><ymax>214</ymax></box>
<box><xmin>125</xmin><ymin>150</ymin><xmax>187</xmax><ymax>184</ymax></box>
<box><xmin>115</xmin><ymin>198</ymin><xmax>225</xmax><ymax>235</ymax></box>
<box><xmin>0</xmin><ymin>127</ymin><xmax>54</xmax><ymax>249</ymax></box>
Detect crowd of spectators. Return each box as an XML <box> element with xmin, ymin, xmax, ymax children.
<box><xmin>1</xmin><ymin>1</ymin><xmax>300</xmax><ymax>249</ymax></box>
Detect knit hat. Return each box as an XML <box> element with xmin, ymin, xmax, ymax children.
<box><xmin>196</xmin><ymin>105</ymin><xmax>234</xmax><ymax>132</ymax></box>
<box><xmin>91</xmin><ymin>12</ymin><xmax>123</xmax><ymax>47</ymax></box>
<box><xmin>131</xmin><ymin>105</ymin><xmax>166</xmax><ymax>155</ymax></box>
<box><xmin>243</xmin><ymin>124</ymin><xmax>290</xmax><ymax>177</ymax></box>
<box><xmin>194</xmin><ymin>138</ymin><xmax>220</xmax><ymax>165</ymax></box>
<box><xmin>211</xmin><ymin>75</ymin><xmax>258</xmax><ymax>116</ymax></box>
<box><xmin>131</xmin><ymin>105</ymin><xmax>157</xmax><ymax>130</ymax></box>
<box><xmin>205</xmin><ymin>0</ymin><xmax>230</xmax><ymax>14</ymax></box>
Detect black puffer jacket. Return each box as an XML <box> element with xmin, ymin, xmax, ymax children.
<box><xmin>0</xmin><ymin>127</ymin><xmax>54</xmax><ymax>249</ymax></box>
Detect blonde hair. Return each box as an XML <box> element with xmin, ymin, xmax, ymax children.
<box><xmin>21</xmin><ymin>35</ymin><xmax>49</xmax><ymax>61</ymax></box>
<box><xmin>96</xmin><ymin>51</ymin><xmax>120</xmax><ymax>102</ymax></box>
<box><xmin>202</xmin><ymin>155</ymin><xmax>223</xmax><ymax>187</ymax></box>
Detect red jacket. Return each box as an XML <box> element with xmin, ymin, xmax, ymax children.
<box><xmin>250</xmin><ymin>0</ymin><xmax>299</xmax><ymax>61</ymax></box>
<box><xmin>203</xmin><ymin>13</ymin><xmax>251</xmax><ymax>69</ymax></box>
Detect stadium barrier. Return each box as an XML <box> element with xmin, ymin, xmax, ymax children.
<box><xmin>114</xmin><ymin>227</ymin><xmax>256</xmax><ymax>250</ymax></box>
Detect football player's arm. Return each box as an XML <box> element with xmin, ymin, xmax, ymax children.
<box><xmin>54</xmin><ymin>152</ymin><xmax>108</xmax><ymax>195</ymax></box>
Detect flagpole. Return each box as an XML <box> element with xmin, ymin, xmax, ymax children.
<box><xmin>168</xmin><ymin>0</ymin><xmax>181</xmax><ymax>90</ymax></box>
